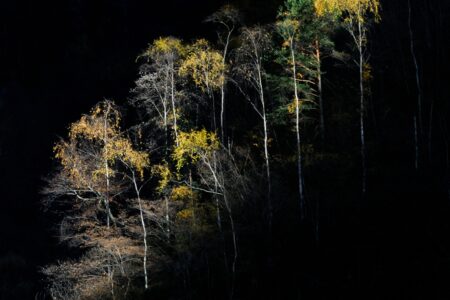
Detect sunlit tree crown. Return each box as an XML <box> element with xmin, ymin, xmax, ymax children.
<box><xmin>172</xmin><ymin>129</ymin><xmax>220</xmax><ymax>172</ymax></box>
<box><xmin>314</xmin><ymin>0</ymin><xmax>380</xmax><ymax>22</ymax></box>
<box><xmin>179</xmin><ymin>39</ymin><xmax>225</xmax><ymax>92</ymax></box>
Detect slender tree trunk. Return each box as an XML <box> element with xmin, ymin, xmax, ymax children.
<box><xmin>428</xmin><ymin>100</ymin><xmax>434</xmax><ymax>163</ymax></box>
<box><xmin>132</xmin><ymin>173</ymin><xmax>149</xmax><ymax>290</ymax></box>
<box><xmin>164</xmin><ymin>121</ymin><xmax>169</xmax><ymax>155</ymax></box>
<box><xmin>103</xmin><ymin>105</ymin><xmax>115</xmax><ymax>300</ymax></box>
<box><xmin>165</xmin><ymin>196</ymin><xmax>170</xmax><ymax>240</ymax></box>
<box><xmin>408</xmin><ymin>0</ymin><xmax>423</xmax><ymax>163</ymax></box>
<box><xmin>212</xmin><ymin>153</ymin><xmax>231</xmax><ymax>279</ymax></box>
<box><xmin>204</xmin><ymin>157</ymin><xmax>237</xmax><ymax>300</ymax></box>
<box><xmin>220</xmin><ymin>30</ymin><xmax>233</xmax><ymax>143</ymax></box>
<box><xmin>110</xmin><ymin>269</ymin><xmax>116</xmax><ymax>300</ymax></box>
<box><xmin>290</xmin><ymin>41</ymin><xmax>305</xmax><ymax>219</ymax></box>
<box><xmin>223</xmin><ymin>192</ymin><xmax>237</xmax><ymax>300</ymax></box>
<box><xmin>315</xmin><ymin>40</ymin><xmax>325</xmax><ymax>145</ymax></box>
<box><xmin>220</xmin><ymin>84</ymin><xmax>226</xmax><ymax>141</ymax></box>
<box><xmin>314</xmin><ymin>42</ymin><xmax>322</xmax><ymax>240</ymax></box>
<box><xmin>358</xmin><ymin>18</ymin><xmax>367</xmax><ymax>196</ymax></box>
<box><xmin>257</xmin><ymin>63</ymin><xmax>272</xmax><ymax>226</ymax></box>
<box><xmin>170</xmin><ymin>65</ymin><xmax>179</xmax><ymax>146</ymax></box>
<box><xmin>189</xmin><ymin>170</ymin><xmax>196</xmax><ymax>227</ymax></box>
<box><xmin>163</xmin><ymin>97</ymin><xmax>171</xmax><ymax>240</ymax></box>
<box><xmin>104</xmin><ymin>103</ymin><xmax>112</xmax><ymax>227</ymax></box>
<box><xmin>211</xmin><ymin>90</ymin><xmax>217</xmax><ymax>132</ymax></box>
<box><xmin>213</xmin><ymin>153</ymin><xmax>222</xmax><ymax>232</ymax></box>
<box><xmin>262</xmin><ymin>99</ymin><xmax>272</xmax><ymax>223</ymax></box>
<box><xmin>414</xmin><ymin>115</ymin><xmax>419</xmax><ymax>170</ymax></box>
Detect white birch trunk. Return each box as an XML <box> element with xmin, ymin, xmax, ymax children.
<box><xmin>170</xmin><ymin>63</ymin><xmax>179</xmax><ymax>146</ymax></box>
<box><xmin>358</xmin><ymin>17</ymin><xmax>367</xmax><ymax>196</ymax></box>
<box><xmin>220</xmin><ymin>30</ymin><xmax>232</xmax><ymax>143</ymax></box>
<box><xmin>256</xmin><ymin>60</ymin><xmax>272</xmax><ymax>225</ymax></box>
<box><xmin>408</xmin><ymin>0</ymin><xmax>423</xmax><ymax>140</ymax></box>
<box><xmin>316</xmin><ymin>41</ymin><xmax>325</xmax><ymax>145</ymax></box>
<box><xmin>104</xmin><ymin>103</ymin><xmax>112</xmax><ymax>227</ymax></box>
<box><xmin>132</xmin><ymin>172</ymin><xmax>149</xmax><ymax>290</ymax></box>
<box><xmin>290</xmin><ymin>40</ymin><xmax>305</xmax><ymax>218</ymax></box>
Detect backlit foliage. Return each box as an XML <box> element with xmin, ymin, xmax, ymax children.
<box><xmin>363</xmin><ymin>62</ymin><xmax>373</xmax><ymax>82</ymax></box>
<box><xmin>314</xmin><ymin>0</ymin><xmax>380</xmax><ymax>22</ymax></box>
<box><xmin>176</xmin><ymin>208</ymin><xmax>195</xmax><ymax>220</ymax></box>
<box><xmin>54</xmin><ymin>101</ymin><xmax>150</xmax><ymax>186</ymax></box>
<box><xmin>179</xmin><ymin>39</ymin><xmax>225</xmax><ymax>93</ymax></box>
<box><xmin>172</xmin><ymin>129</ymin><xmax>220</xmax><ymax>172</ymax></box>
<box><xmin>277</xmin><ymin>18</ymin><xmax>300</xmax><ymax>46</ymax></box>
<box><xmin>153</xmin><ymin>163</ymin><xmax>172</xmax><ymax>193</ymax></box>
<box><xmin>141</xmin><ymin>37</ymin><xmax>186</xmax><ymax>61</ymax></box>
<box><xmin>171</xmin><ymin>185</ymin><xmax>197</xmax><ymax>202</ymax></box>
<box><xmin>42</xmin><ymin>2</ymin><xmax>389</xmax><ymax>298</ymax></box>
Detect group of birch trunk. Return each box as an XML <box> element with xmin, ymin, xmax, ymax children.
<box><xmin>41</xmin><ymin>1</ymin><xmax>383</xmax><ymax>299</ymax></box>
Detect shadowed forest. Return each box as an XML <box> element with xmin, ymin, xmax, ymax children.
<box><xmin>1</xmin><ymin>0</ymin><xmax>450</xmax><ymax>299</ymax></box>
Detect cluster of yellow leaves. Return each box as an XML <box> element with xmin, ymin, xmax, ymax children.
<box><xmin>153</xmin><ymin>163</ymin><xmax>171</xmax><ymax>193</ymax></box>
<box><xmin>171</xmin><ymin>186</ymin><xmax>196</xmax><ymax>202</ymax></box>
<box><xmin>287</xmin><ymin>99</ymin><xmax>304</xmax><ymax>115</ymax></box>
<box><xmin>314</xmin><ymin>0</ymin><xmax>380</xmax><ymax>22</ymax></box>
<box><xmin>314</xmin><ymin>0</ymin><xmax>340</xmax><ymax>15</ymax></box>
<box><xmin>176</xmin><ymin>208</ymin><xmax>195</xmax><ymax>220</ymax></box>
<box><xmin>54</xmin><ymin>141</ymin><xmax>91</xmax><ymax>187</ymax></box>
<box><xmin>362</xmin><ymin>62</ymin><xmax>373</xmax><ymax>82</ymax></box>
<box><xmin>55</xmin><ymin>101</ymin><xmax>150</xmax><ymax>186</ymax></box>
<box><xmin>106</xmin><ymin>138</ymin><xmax>149</xmax><ymax>178</ymax></box>
<box><xmin>179</xmin><ymin>39</ymin><xmax>225</xmax><ymax>92</ymax></box>
<box><xmin>142</xmin><ymin>37</ymin><xmax>186</xmax><ymax>60</ymax></box>
<box><xmin>69</xmin><ymin>102</ymin><xmax>121</xmax><ymax>141</ymax></box>
<box><xmin>277</xmin><ymin>18</ymin><xmax>300</xmax><ymax>46</ymax></box>
<box><xmin>173</xmin><ymin>129</ymin><xmax>220</xmax><ymax>172</ymax></box>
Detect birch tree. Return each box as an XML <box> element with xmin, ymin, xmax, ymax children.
<box><xmin>173</xmin><ymin>129</ymin><xmax>248</xmax><ymax>299</ymax></box>
<box><xmin>179</xmin><ymin>39</ymin><xmax>225</xmax><ymax>132</ymax></box>
<box><xmin>135</xmin><ymin>37</ymin><xmax>186</xmax><ymax>146</ymax></box>
<box><xmin>205</xmin><ymin>5</ymin><xmax>241</xmax><ymax>142</ymax></box>
<box><xmin>235</xmin><ymin>26</ymin><xmax>273</xmax><ymax>226</ymax></box>
<box><xmin>44</xmin><ymin>100</ymin><xmax>151</xmax><ymax>291</ymax></box>
<box><xmin>276</xmin><ymin>16</ymin><xmax>307</xmax><ymax>221</ymax></box>
<box><xmin>314</xmin><ymin>0</ymin><xmax>381</xmax><ymax>195</ymax></box>
<box><xmin>407</xmin><ymin>0</ymin><xmax>423</xmax><ymax>170</ymax></box>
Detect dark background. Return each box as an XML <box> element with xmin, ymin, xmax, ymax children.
<box><xmin>1</xmin><ymin>0</ymin><xmax>450</xmax><ymax>299</ymax></box>
<box><xmin>0</xmin><ymin>0</ymin><xmax>226</xmax><ymax>296</ymax></box>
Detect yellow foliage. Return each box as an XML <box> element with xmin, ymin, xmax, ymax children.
<box><xmin>362</xmin><ymin>62</ymin><xmax>373</xmax><ymax>82</ymax></box>
<box><xmin>54</xmin><ymin>141</ymin><xmax>92</xmax><ymax>187</ymax></box>
<box><xmin>276</xmin><ymin>18</ymin><xmax>300</xmax><ymax>47</ymax></box>
<box><xmin>106</xmin><ymin>138</ymin><xmax>149</xmax><ymax>178</ymax></box>
<box><xmin>171</xmin><ymin>186</ymin><xmax>196</xmax><ymax>202</ymax></box>
<box><xmin>177</xmin><ymin>208</ymin><xmax>194</xmax><ymax>220</ymax></box>
<box><xmin>287</xmin><ymin>99</ymin><xmax>304</xmax><ymax>115</ymax></box>
<box><xmin>69</xmin><ymin>102</ymin><xmax>121</xmax><ymax>141</ymax></box>
<box><xmin>153</xmin><ymin>164</ymin><xmax>172</xmax><ymax>193</ymax></box>
<box><xmin>54</xmin><ymin>100</ymin><xmax>150</xmax><ymax>188</ymax></box>
<box><xmin>314</xmin><ymin>0</ymin><xmax>380</xmax><ymax>22</ymax></box>
<box><xmin>142</xmin><ymin>37</ymin><xmax>186</xmax><ymax>60</ymax></box>
<box><xmin>314</xmin><ymin>0</ymin><xmax>340</xmax><ymax>16</ymax></box>
<box><xmin>172</xmin><ymin>129</ymin><xmax>220</xmax><ymax>172</ymax></box>
<box><xmin>179</xmin><ymin>39</ymin><xmax>225</xmax><ymax>92</ymax></box>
